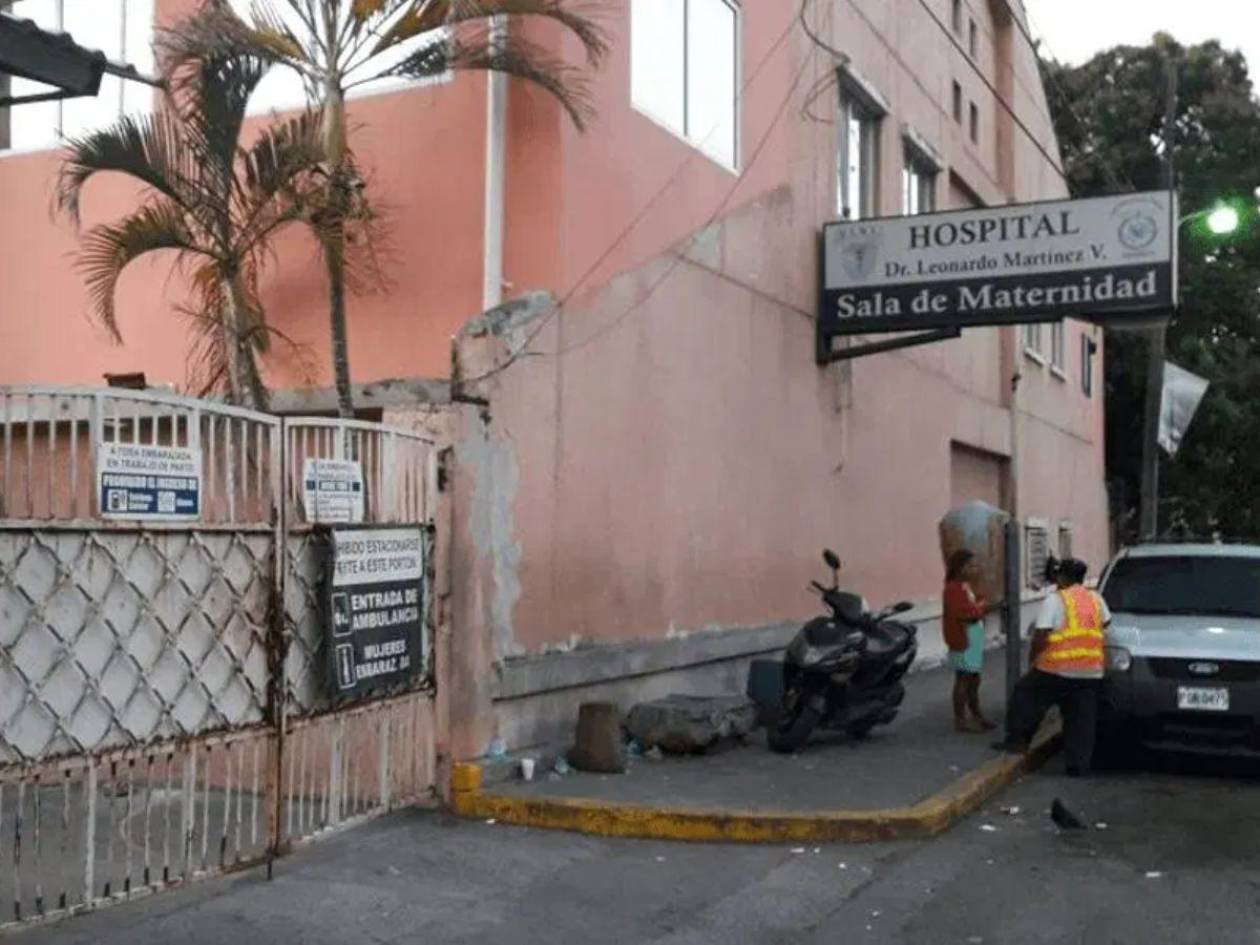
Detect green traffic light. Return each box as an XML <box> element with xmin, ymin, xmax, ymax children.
<box><xmin>1207</xmin><ymin>204</ymin><xmax>1240</xmax><ymax>235</ymax></box>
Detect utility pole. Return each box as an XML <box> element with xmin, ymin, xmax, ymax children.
<box><xmin>1139</xmin><ymin>56</ymin><xmax>1178</xmax><ymax>541</ymax></box>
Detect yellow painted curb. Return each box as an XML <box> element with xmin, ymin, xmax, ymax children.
<box><xmin>450</xmin><ymin>726</ymin><xmax>1060</xmax><ymax>844</ymax></box>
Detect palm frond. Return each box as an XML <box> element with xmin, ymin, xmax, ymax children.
<box><xmin>78</xmin><ymin>201</ymin><xmax>206</xmax><ymax>341</ymax></box>
<box><xmin>351</xmin><ymin>0</ymin><xmax>391</xmax><ymax>21</ymax></box>
<box><xmin>188</xmin><ymin>52</ymin><xmax>275</xmax><ymax>199</ymax></box>
<box><xmin>57</xmin><ymin>112</ymin><xmax>200</xmax><ymax>225</ymax></box>
<box><xmin>374</xmin><ymin>0</ymin><xmax>608</xmax><ymax>68</ymax></box>
<box><xmin>387</xmin><ymin>24</ymin><xmax>599</xmax><ymax>129</ymax></box>
<box><xmin>158</xmin><ymin>2</ymin><xmax>310</xmax><ymax>114</ymax></box>
<box><xmin>236</xmin><ymin>108</ymin><xmax>326</xmax><ymax>219</ymax></box>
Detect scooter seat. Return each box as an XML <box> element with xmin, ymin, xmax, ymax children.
<box><xmin>863</xmin><ymin>621</ymin><xmax>913</xmax><ymax>659</ymax></box>
<box><xmin>803</xmin><ymin>617</ymin><xmax>864</xmax><ymax>648</ymax></box>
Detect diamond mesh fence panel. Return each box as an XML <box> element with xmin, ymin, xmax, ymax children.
<box><xmin>0</xmin><ymin>528</ymin><xmax>273</xmax><ymax>764</ymax></box>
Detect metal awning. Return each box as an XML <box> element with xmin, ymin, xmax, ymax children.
<box><xmin>0</xmin><ymin>10</ymin><xmax>161</xmax><ymax>108</ymax></box>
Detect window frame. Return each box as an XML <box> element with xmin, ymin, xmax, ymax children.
<box><xmin>629</xmin><ymin>0</ymin><xmax>742</xmax><ymax>172</ymax></box>
<box><xmin>1025</xmin><ymin>518</ymin><xmax>1050</xmax><ymax>589</ymax></box>
<box><xmin>1081</xmin><ymin>333</ymin><xmax>1097</xmax><ymax>398</ymax></box>
<box><xmin>952</xmin><ymin>80</ymin><xmax>963</xmax><ymax>124</ymax></box>
<box><xmin>952</xmin><ymin>0</ymin><xmax>963</xmax><ymax>33</ymax></box>
<box><xmin>1023</xmin><ymin>322</ymin><xmax>1045</xmax><ymax>363</ymax></box>
<box><xmin>1058</xmin><ymin>520</ymin><xmax>1074</xmax><ymax>560</ymax></box>
<box><xmin>901</xmin><ymin>136</ymin><xmax>939</xmax><ymax>216</ymax></box>
<box><xmin>969</xmin><ymin>101</ymin><xmax>979</xmax><ymax>144</ymax></box>
<box><xmin>968</xmin><ymin>19</ymin><xmax>979</xmax><ymax>58</ymax></box>
<box><xmin>1050</xmin><ymin>320</ymin><xmax>1067</xmax><ymax>375</ymax></box>
<box><xmin>837</xmin><ymin>93</ymin><xmax>882</xmax><ymax>221</ymax></box>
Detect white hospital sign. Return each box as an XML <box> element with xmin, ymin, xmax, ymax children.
<box><xmin>820</xmin><ymin>191</ymin><xmax>1176</xmax><ymax>335</ymax></box>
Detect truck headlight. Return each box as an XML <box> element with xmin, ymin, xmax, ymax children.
<box><xmin>1104</xmin><ymin>646</ymin><xmax>1132</xmax><ymax>673</ymax></box>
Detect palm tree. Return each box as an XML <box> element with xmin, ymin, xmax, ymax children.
<box><xmin>159</xmin><ymin>0</ymin><xmax>608</xmax><ymax>417</ymax></box>
<box><xmin>56</xmin><ymin>54</ymin><xmax>330</xmax><ymax>409</ymax></box>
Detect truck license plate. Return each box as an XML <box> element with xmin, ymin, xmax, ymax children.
<box><xmin>1177</xmin><ymin>686</ymin><xmax>1230</xmax><ymax>712</ymax></box>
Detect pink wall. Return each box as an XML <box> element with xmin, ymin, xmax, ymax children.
<box><xmin>451</xmin><ymin>0</ymin><xmax>1110</xmax><ymax>664</ymax></box>
<box><xmin>0</xmin><ymin>0</ymin><xmax>486</xmax><ymax>392</ymax></box>
<box><xmin>1</xmin><ymin>1</ymin><xmax>1110</xmax><ymax>668</ymax></box>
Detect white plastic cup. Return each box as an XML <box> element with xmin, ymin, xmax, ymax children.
<box><xmin>520</xmin><ymin>758</ymin><xmax>536</xmax><ymax>781</ymax></box>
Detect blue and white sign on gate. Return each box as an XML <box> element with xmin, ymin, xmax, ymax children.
<box><xmin>97</xmin><ymin>442</ymin><xmax>202</xmax><ymax>521</ymax></box>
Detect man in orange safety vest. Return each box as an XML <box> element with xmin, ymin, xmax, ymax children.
<box><xmin>996</xmin><ymin>557</ymin><xmax>1111</xmax><ymax>776</ymax></box>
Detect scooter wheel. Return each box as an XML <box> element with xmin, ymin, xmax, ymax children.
<box><xmin>846</xmin><ymin>721</ymin><xmax>876</xmax><ymax>741</ymax></box>
<box><xmin>768</xmin><ymin>705</ymin><xmax>821</xmax><ymax>753</ymax></box>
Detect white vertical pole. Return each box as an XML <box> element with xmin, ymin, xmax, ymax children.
<box><xmin>482</xmin><ymin>14</ymin><xmax>508</xmax><ymax>312</ymax></box>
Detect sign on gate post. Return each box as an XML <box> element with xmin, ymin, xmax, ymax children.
<box><xmin>302</xmin><ymin>458</ymin><xmax>365</xmax><ymax>523</ymax></box>
<box><xmin>97</xmin><ymin>442</ymin><xmax>202</xmax><ymax>520</ymax></box>
<box><xmin>325</xmin><ymin>526</ymin><xmax>426</xmax><ymax>698</ymax></box>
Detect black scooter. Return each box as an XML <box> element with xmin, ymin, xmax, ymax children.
<box><xmin>768</xmin><ymin>550</ymin><xmax>918</xmax><ymax>753</ymax></box>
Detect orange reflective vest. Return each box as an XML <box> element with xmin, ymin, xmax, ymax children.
<box><xmin>1035</xmin><ymin>585</ymin><xmax>1105</xmax><ymax>677</ymax></box>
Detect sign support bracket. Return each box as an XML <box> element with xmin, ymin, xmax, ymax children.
<box><xmin>817</xmin><ymin>328</ymin><xmax>962</xmax><ymax>365</ymax></box>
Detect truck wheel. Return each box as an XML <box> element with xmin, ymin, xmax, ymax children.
<box><xmin>768</xmin><ymin>705</ymin><xmax>821</xmax><ymax>753</ymax></box>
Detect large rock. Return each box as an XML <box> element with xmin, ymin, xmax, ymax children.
<box><xmin>568</xmin><ymin>702</ymin><xmax>627</xmax><ymax>773</ymax></box>
<box><xmin>625</xmin><ymin>695</ymin><xmax>759</xmax><ymax>755</ymax></box>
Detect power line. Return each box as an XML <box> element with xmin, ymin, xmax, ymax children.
<box><xmin>906</xmin><ymin>0</ymin><xmax>1069</xmax><ymax>185</ymax></box>
<box><xmin>458</xmin><ymin>0</ymin><xmax>812</xmax><ymax>384</ymax></box>
<box><xmin>543</xmin><ymin>23</ymin><xmax>821</xmax><ymax>358</ymax></box>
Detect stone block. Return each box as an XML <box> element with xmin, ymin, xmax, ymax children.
<box><xmin>625</xmin><ymin>694</ymin><xmax>759</xmax><ymax>755</ymax></box>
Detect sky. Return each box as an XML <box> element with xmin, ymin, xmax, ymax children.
<box><xmin>1024</xmin><ymin>0</ymin><xmax>1260</xmax><ymax>78</ymax></box>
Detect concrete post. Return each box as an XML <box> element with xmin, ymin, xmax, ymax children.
<box><xmin>1003</xmin><ymin>518</ymin><xmax>1022</xmax><ymax>705</ymax></box>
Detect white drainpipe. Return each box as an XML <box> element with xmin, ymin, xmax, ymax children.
<box><xmin>482</xmin><ymin>14</ymin><xmax>508</xmax><ymax>312</ymax></box>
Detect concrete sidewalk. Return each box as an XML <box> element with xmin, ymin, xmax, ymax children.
<box><xmin>503</xmin><ymin>659</ymin><xmax>1008</xmax><ymax>810</ymax></box>
<box><xmin>454</xmin><ymin>651</ymin><xmax>1060</xmax><ymax>842</ymax></box>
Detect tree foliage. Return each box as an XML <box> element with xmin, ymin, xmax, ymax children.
<box><xmin>160</xmin><ymin>0</ymin><xmax>609</xmax><ymax>417</ymax></box>
<box><xmin>56</xmin><ymin>55</ymin><xmax>331</xmax><ymax>408</ymax></box>
<box><xmin>1043</xmin><ymin>36</ymin><xmax>1260</xmax><ymax>540</ymax></box>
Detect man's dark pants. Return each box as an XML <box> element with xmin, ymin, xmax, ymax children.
<box><xmin>1006</xmin><ymin>669</ymin><xmax>1100</xmax><ymax>773</ymax></box>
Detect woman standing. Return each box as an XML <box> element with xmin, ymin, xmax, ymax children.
<box><xmin>943</xmin><ymin>550</ymin><xmax>994</xmax><ymax>733</ymax></box>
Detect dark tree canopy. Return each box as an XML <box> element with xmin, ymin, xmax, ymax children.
<box><xmin>1043</xmin><ymin>35</ymin><xmax>1260</xmax><ymax>541</ymax></box>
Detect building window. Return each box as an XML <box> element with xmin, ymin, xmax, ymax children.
<box><xmin>1050</xmin><ymin>321</ymin><xmax>1066</xmax><ymax>372</ymax></box>
<box><xmin>2</xmin><ymin>0</ymin><xmax>154</xmax><ymax>153</ymax></box>
<box><xmin>902</xmin><ymin>146</ymin><xmax>937</xmax><ymax>216</ymax></box>
<box><xmin>952</xmin><ymin>0</ymin><xmax>963</xmax><ymax>33</ymax></box>
<box><xmin>1026</xmin><ymin>519</ymin><xmax>1050</xmax><ymax>589</ymax></box>
<box><xmin>838</xmin><ymin>94</ymin><xmax>880</xmax><ymax>220</ymax></box>
<box><xmin>1058</xmin><ymin>521</ymin><xmax>1074</xmax><ymax>560</ymax></box>
<box><xmin>1023</xmin><ymin>323</ymin><xmax>1043</xmax><ymax>359</ymax></box>
<box><xmin>630</xmin><ymin>0</ymin><xmax>740</xmax><ymax>169</ymax></box>
<box><xmin>969</xmin><ymin>19</ymin><xmax>979</xmax><ymax>58</ymax></box>
<box><xmin>969</xmin><ymin>101</ymin><xmax>980</xmax><ymax>143</ymax></box>
<box><xmin>1082</xmin><ymin>334</ymin><xmax>1097</xmax><ymax>397</ymax></box>
<box><xmin>952</xmin><ymin>81</ymin><xmax>963</xmax><ymax>123</ymax></box>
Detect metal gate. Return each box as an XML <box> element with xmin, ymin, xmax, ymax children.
<box><xmin>0</xmin><ymin>387</ymin><xmax>441</xmax><ymax>929</ymax></box>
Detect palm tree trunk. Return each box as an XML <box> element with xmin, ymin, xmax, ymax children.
<box><xmin>220</xmin><ymin>277</ymin><xmax>246</xmax><ymax>406</ymax></box>
<box><xmin>221</xmin><ymin>277</ymin><xmax>271</xmax><ymax>411</ymax></box>
<box><xmin>322</xmin><ymin>82</ymin><xmax>355</xmax><ymax>419</ymax></box>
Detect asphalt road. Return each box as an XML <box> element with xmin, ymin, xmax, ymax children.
<box><xmin>11</xmin><ymin>754</ymin><xmax>1260</xmax><ymax>945</ymax></box>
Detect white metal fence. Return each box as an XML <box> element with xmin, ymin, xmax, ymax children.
<box><xmin>0</xmin><ymin>386</ymin><xmax>442</xmax><ymax>930</ymax></box>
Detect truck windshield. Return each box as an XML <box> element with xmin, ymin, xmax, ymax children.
<box><xmin>1102</xmin><ymin>556</ymin><xmax>1260</xmax><ymax>618</ymax></box>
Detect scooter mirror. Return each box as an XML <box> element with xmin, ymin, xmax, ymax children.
<box><xmin>822</xmin><ymin>549</ymin><xmax>841</xmax><ymax>570</ymax></box>
<box><xmin>892</xmin><ymin>601</ymin><xmax>914</xmax><ymax>614</ymax></box>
